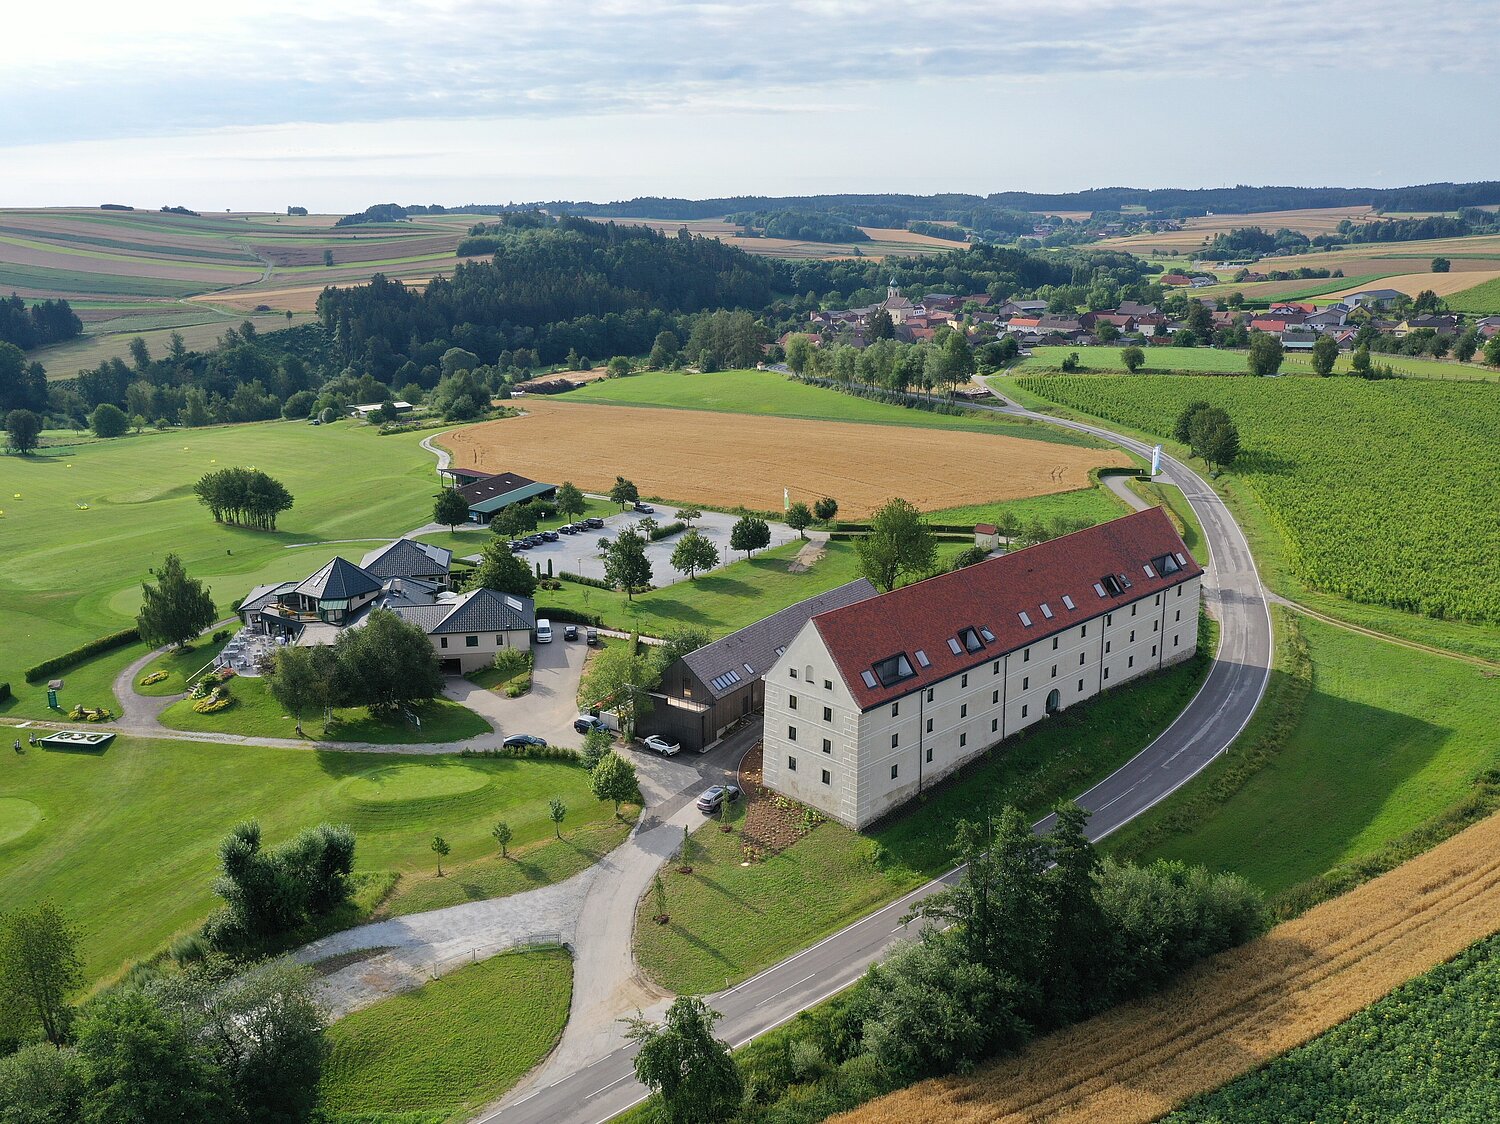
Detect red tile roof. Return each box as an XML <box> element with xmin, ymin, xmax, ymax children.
<box><xmin>811</xmin><ymin>508</ymin><xmax>1200</xmax><ymax>710</ymax></box>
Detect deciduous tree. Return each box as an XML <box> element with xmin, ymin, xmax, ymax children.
<box><xmin>1246</xmin><ymin>331</ymin><xmax>1283</xmax><ymax>376</ymax></box>
<box><xmin>474</xmin><ymin>538</ymin><xmax>538</xmax><ymax>598</ymax></box>
<box><xmin>136</xmin><ymin>553</ymin><xmax>217</xmax><ymax>650</ymax></box>
<box><xmin>589</xmin><ymin>751</ymin><xmax>640</xmax><ymax>816</ymax></box>
<box><xmin>1311</xmin><ymin>334</ymin><xmax>1339</xmax><ymax>376</ymax></box>
<box><xmin>1120</xmin><ymin>346</ymin><xmax>1145</xmax><ymax>373</ymax></box>
<box><xmin>5</xmin><ymin>408</ymin><xmax>42</xmax><ymax>454</ymax></box>
<box><xmin>604</xmin><ymin>528</ymin><xmax>653</xmax><ymax>599</ymax></box>
<box><xmin>728</xmin><ymin>515</ymin><xmax>771</xmax><ymax>559</ymax></box>
<box><xmin>431</xmin><ymin>835</ymin><xmax>450</xmax><ymax>876</ymax></box>
<box><xmin>433</xmin><ymin>488</ymin><xmax>470</xmax><ymax>530</ymax></box>
<box><xmin>491</xmin><ymin>821</ymin><xmax>512</xmax><ymax>858</ymax></box>
<box><xmin>332</xmin><ymin>609</ymin><xmax>443</xmax><ymax>714</ymax></box>
<box><xmin>0</xmin><ymin>902</ymin><xmax>83</xmax><ymax>1047</ymax></box>
<box><xmin>625</xmin><ymin>997</ymin><xmax>742</xmax><ymax>1124</ymax></box>
<box><xmin>785</xmin><ymin>501</ymin><xmax>813</xmax><ymax>539</ymax></box>
<box><xmin>812</xmin><ymin>496</ymin><xmax>839</xmax><ymax>522</ymax></box>
<box><xmin>669</xmin><ymin>529</ymin><xmax>719</xmax><ymax>580</ymax></box>
<box><xmin>555</xmin><ymin>481</ymin><xmax>586</xmax><ymax>522</ymax></box>
<box><xmin>548</xmin><ymin>799</ymin><xmax>567</xmax><ymax>839</ymax></box>
<box><xmin>608</xmin><ymin>476</ymin><xmax>639</xmax><ymax>509</ymax></box>
<box><xmin>579</xmin><ymin>643</ymin><xmax>660</xmax><ymax>737</ymax></box>
<box><xmin>856</xmin><ymin>497</ymin><xmax>936</xmax><ymax>591</ymax></box>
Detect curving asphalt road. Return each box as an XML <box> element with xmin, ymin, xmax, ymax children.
<box><xmin>486</xmin><ymin>389</ymin><xmax>1274</xmax><ymax>1124</ymax></box>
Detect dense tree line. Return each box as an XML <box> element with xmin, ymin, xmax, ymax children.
<box><xmin>0</xmin><ymin>292</ymin><xmax>82</xmax><ymax>349</ymax></box>
<box><xmin>1337</xmin><ymin>213</ymin><xmax>1499</xmax><ymax>242</ymax></box>
<box><xmin>727</xmin><ymin>210</ymin><xmax>869</xmax><ymax>242</ymax></box>
<box><xmin>193</xmin><ymin>467</ymin><xmax>294</xmax><ymax>530</ymax></box>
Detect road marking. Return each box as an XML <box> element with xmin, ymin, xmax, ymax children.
<box><xmin>583</xmin><ymin>1074</ymin><xmax>631</xmax><ymax>1100</ymax></box>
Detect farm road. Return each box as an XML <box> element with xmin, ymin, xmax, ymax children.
<box><xmin>479</xmin><ymin>386</ymin><xmax>1275</xmax><ymax>1124</ymax></box>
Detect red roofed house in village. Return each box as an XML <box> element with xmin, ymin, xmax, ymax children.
<box><xmin>760</xmin><ymin>508</ymin><xmax>1202</xmax><ymax>827</ymax></box>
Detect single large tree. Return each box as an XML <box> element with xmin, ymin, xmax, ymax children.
<box><xmin>332</xmin><ymin>609</ymin><xmax>443</xmax><ymax>715</ymax></box>
<box><xmin>1246</xmin><ymin>331</ymin><xmax>1283</xmax><ymax>376</ymax></box>
<box><xmin>433</xmin><ymin>488</ymin><xmax>470</xmax><ymax>531</ymax></box>
<box><xmin>1310</xmin><ymin>334</ymin><xmax>1339</xmax><ymax>377</ymax></box>
<box><xmin>75</xmin><ymin>988</ymin><xmax>222</xmax><ymax>1124</ymax></box>
<box><xmin>608</xmin><ymin>476</ymin><xmax>639</xmax><ymax>510</ymax></box>
<box><xmin>264</xmin><ymin>644</ymin><xmax>339</xmax><ymax>734</ymax></box>
<box><xmin>813</xmin><ymin>496</ymin><xmax>839</xmax><ymax>522</ymax></box>
<box><xmin>473</xmin><ymin>537</ymin><xmax>538</xmax><ymax>597</ymax></box>
<box><xmin>728</xmin><ymin>515</ymin><xmax>771</xmax><ymax>559</ymax></box>
<box><xmin>589</xmin><ymin>751</ymin><xmax>641</xmax><ymax>816</ymax></box>
<box><xmin>856</xmin><ymin>497</ymin><xmax>936</xmax><ymax>591</ymax></box>
<box><xmin>669</xmin><ymin>529</ymin><xmax>719</xmax><ymax>580</ymax></box>
<box><xmin>555</xmin><ymin>481</ymin><xmax>586</xmax><ymax>522</ymax></box>
<box><xmin>603</xmin><ymin>528</ymin><xmax>653</xmax><ymax>600</ymax></box>
<box><xmin>4</xmin><ymin>408</ymin><xmax>42</xmax><ymax>455</ymax></box>
<box><xmin>625</xmin><ymin>997</ymin><xmax>743</xmax><ymax>1124</ymax></box>
<box><xmin>785</xmin><ymin>501</ymin><xmax>813</xmax><ymax>539</ymax></box>
<box><xmin>1172</xmin><ymin>400</ymin><xmax>1212</xmax><ymax>446</ymax></box>
<box><xmin>90</xmin><ymin>402</ymin><xmax>129</xmax><ymax>438</ymax></box>
<box><xmin>580</xmin><ymin>642</ymin><xmax>660</xmax><ymax>737</ymax></box>
<box><xmin>137</xmin><ymin>554</ymin><xmax>217</xmax><ymax>650</ymax></box>
<box><xmin>0</xmin><ymin>902</ymin><xmax>83</xmax><ymax>1047</ymax></box>
<box><xmin>1120</xmin><ymin>345</ymin><xmax>1146</xmax><ymax>374</ymax></box>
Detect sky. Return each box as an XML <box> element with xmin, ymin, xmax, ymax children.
<box><xmin>4</xmin><ymin>0</ymin><xmax>1497</xmax><ymax>211</ymax></box>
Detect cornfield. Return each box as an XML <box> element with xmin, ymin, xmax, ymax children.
<box><xmin>834</xmin><ymin>809</ymin><xmax>1500</xmax><ymax>1124</ymax></box>
<box><xmin>1014</xmin><ymin>376</ymin><xmax>1500</xmax><ymax>624</ymax></box>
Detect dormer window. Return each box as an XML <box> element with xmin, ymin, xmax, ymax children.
<box><xmin>958</xmin><ymin>627</ymin><xmax>985</xmax><ymax>653</ymax></box>
<box><xmin>871</xmin><ymin>652</ymin><xmax>916</xmax><ymax>688</ymax></box>
<box><xmin>1154</xmin><ymin>554</ymin><xmax>1181</xmax><ymax>575</ymax></box>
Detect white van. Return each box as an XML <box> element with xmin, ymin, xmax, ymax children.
<box><xmin>535</xmin><ymin>618</ymin><xmax>553</xmax><ymax>643</ymax></box>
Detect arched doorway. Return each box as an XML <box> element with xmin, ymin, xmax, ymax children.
<box><xmin>1045</xmin><ymin>688</ymin><xmax>1061</xmax><ymax>715</ymax></box>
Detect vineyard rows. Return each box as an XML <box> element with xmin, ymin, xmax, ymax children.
<box><xmin>1014</xmin><ymin>375</ymin><xmax>1500</xmax><ymax>624</ymax></box>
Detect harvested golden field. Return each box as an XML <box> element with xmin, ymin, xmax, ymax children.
<box><xmin>836</xmin><ymin>809</ymin><xmax>1500</xmax><ymax>1124</ymax></box>
<box><xmin>857</xmin><ymin>226</ymin><xmax>963</xmax><ymax>247</ymax></box>
<box><xmin>1322</xmin><ymin>268</ymin><xmax>1500</xmax><ymax>300</ymax></box>
<box><xmin>442</xmin><ymin>399</ymin><xmax>1119</xmax><ymax>517</ymax></box>
<box><xmin>1097</xmin><ymin>206</ymin><xmax>1379</xmax><ymax>254</ymax></box>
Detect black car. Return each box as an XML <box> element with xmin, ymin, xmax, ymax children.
<box><xmin>502</xmin><ymin>734</ymin><xmax>548</xmax><ymax>749</ymax></box>
<box><xmin>633</xmin><ymin>502</ymin><xmax>655</xmax><ymax>514</ymax></box>
<box><xmin>573</xmin><ymin>714</ymin><xmax>608</xmax><ymax>735</ymax></box>
<box><xmin>542</xmin><ymin>530</ymin><xmax>559</xmax><ymax>542</ymax></box>
<box><xmin>563</xmin><ymin>624</ymin><xmax>578</xmax><ymax>641</ymax></box>
<box><xmin>512</xmin><ymin>538</ymin><xmax>532</xmax><ymax>550</ymax></box>
<box><xmin>585</xmin><ymin>517</ymin><xmax>605</xmax><ymax>529</ymax></box>
<box><xmin>559</xmin><ymin>524</ymin><xmax>577</xmax><ymax>534</ymax></box>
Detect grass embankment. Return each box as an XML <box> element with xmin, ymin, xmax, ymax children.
<box><xmin>1162</xmin><ymin>931</ymin><xmax>1500</xmax><ymax>1123</ymax></box>
<box><xmin>1003</xmin><ymin>374</ymin><xmax>1500</xmax><ymax>661</ymax></box>
<box><xmin>564</xmin><ymin>367</ymin><xmax>1100</xmax><ymax>446</ymax></box>
<box><xmin>320</xmin><ymin>947</ymin><xmax>572</xmax><ymax>1123</ymax></box>
<box><xmin>0</xmin><ymin>737</ymin><xmax>622</xmax><ymax>982</ymax></box>
<box><xmin>158</xmin><ymin>675</ymin><xmax>491</xmax><ymax>744</ymax></box>
<box><xmin>0</xmin><ymin>418</ymin><xmax>438</xmax><ymax>703</ymax></box>
<box><xmin>834</xmin><ymin>806</ymin><xmax>1500</xmax><ymax>1124</ymax></box>
<box><xmin>635</xmin><ymin>621</ymin><xmax>1215</xmax><ymax>993</ymax></box>
<box><xmin>1108</xmin><ymin>611</ymin><xmax>1500</xmax><ymax>903</ymax></box>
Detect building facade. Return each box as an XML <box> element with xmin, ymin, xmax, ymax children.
<box><xmin>761</xmin><ymin>508</ymin><xmax>1202</xmax><ymax>829</ymax></box>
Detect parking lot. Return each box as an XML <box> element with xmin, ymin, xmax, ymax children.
<box><xmin>464</xmin><ymin>505</ymin><xmax>799</xmax><ymax>589</ymax></box>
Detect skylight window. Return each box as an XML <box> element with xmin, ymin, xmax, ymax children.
<box><xmin>979</xmin><ymin>627</ymin><xmax>995</xmax><ymax>642</ymax></box>
<box><xmin>1153</xmin><ymin>553</ymin><xmax>1181</xmax><ymax>575</ymax></box>
<box><xmin>914</xmin><ymin>650</ymin><xmax>931</xmax><ymax>668</ymax></box>
<box><xmin>1101</xmin><ymin>574</ymin><xmax>1123</xmax><ymax>596</ymax></box>
<box><xmin>1040</xmin><ymin>603</ymin><xmax>1054</xmax><ymax>619</ymax></box>
<box><xmin>871</xmin><ymin>653</ymin><xmax>916</xmax><ymax>688</ymax></box>
<box><xmin>1018</xmin><ymin>611</ymin><xmax>1033</xmax><ymax>627</ymax></box>
<box><xmin>1094</xmin><ymin>583</ymin><xmax>1108</xmax><ymax>598</ymax></box>
<box><xmin>861</xmin><ymin>670</ymin><xmax>878</xmax><ymax>689</ymax></box>
<box><xmin>1062</xmin><ymin>595</ymin><xmax>1076</xmax><ymax>610</ymax></box>
<box><xmin>958</xmin><ymin>627</ymin><xmax>985</xmax><ymax>652</ymax></box>
<box><xmin>1175</xmin><ymin>552</ymin><xmax>1187</xmax><ymax>566</ymax></box>
<box><xmin>744</xmin><ymin>663</ymin><xmax>755</xmax><ymax>675</ymax></box>
<box><xmin>948</xmin><ymin>638</ymin><xmax>963</xmax><ymax>655</ymax></box>
<box><xmin>1143</xmin><ymin>564</ymin><xmax>1157</xmax><ymax>578</ymax></box>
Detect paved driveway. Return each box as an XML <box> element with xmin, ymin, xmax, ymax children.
<box><xmin>464</xmin><ymin>508</ymin><xmax>799</xmax><ymax>589</ymax></box>
<box><xmin>444</xmin><ymin>635</ymin><xmax>589</xmax><ymax>748</ymax></box>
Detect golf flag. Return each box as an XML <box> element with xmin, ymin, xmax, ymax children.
<box><xmin>784</xmin><ymin>487</ymin><xmax>790</xmax><ymax>512</ymax></box>
<box><xmin>1150</xmin><ymin>444</ymin><xmax>1163</xmax><ymax>476</ymax></box>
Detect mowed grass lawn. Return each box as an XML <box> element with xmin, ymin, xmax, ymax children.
<box><xmin>0</xmin><ymin>418</ymin><xmax>438</xmax><ymax>701</ymax></box>
<box><xmin>0</xmin><ymin>737</ymin><xmax>623</xmax><ymax>982</ymax></box>
<box><xmin>1110</xmin><ymin>616</ymin><xmax>1500</xmax><ymax>896</ymax></box>
<box><xmin>564</xmin><ymin>367</ymin><xmax>1099</xmax><ymax>446</ymax></box>
<box><xmin>636</xmin><ymin>624</ymin><xmax>1215</xmax><ymax>993</ymax></box>
<box><xmin>320</xmin><ymin>948</ymin><xmax>572</xmax><ymax>1122</ymax></box>
<box><xmin>158</xmin><ymin>675</ymin><xmax>492</xmax><ymax>744</ymax></box>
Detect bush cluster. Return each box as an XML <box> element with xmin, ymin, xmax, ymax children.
<box><xmin>204</xmin><ymin>821</ymin><xmax>355</xmax><ymax>952</ymax></box>
<box><xmin>558</xmin><ymin>571</ymin><xmax>614</xmax><ymax>590</ymax></box>
<box><xmin>24</xmin><ymin>628</ymin><xmax>140</xmax><ymax>682</ymax></box>
<box><xmin>647</xmin><ymin>520</ymin><xmax>687</xmax><ymax>542</ymax></box>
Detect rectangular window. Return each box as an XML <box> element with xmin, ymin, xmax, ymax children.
<box><xmin>1130</xmin><ymin>630</ymin><xmax>1136</xmax><ymax>643</ymax></box>
<box><xmin>991</xmin><ymin>690</ymin><xmax>999</xmax><ymax>704</ymax></box>
<box><xmin>496</xmin><ymin>635</ymin><xmax>503</xmax><ymax>645</ymax></box>
<box><xmin>890</xmin><ymin>733</ymin><xmax>899</xmax><ymax>748</ymax></box>
<box><xmin>1023</xmin><ymin>676</ymin><xmax>1029</xmax><ymax>690</ymax></box>
<box><xmin>1178</xmin><ymin>584</ymin><xmax>1184</xmax><ymax>597</ymax></box>
<box><xmin>1104</xmin><ymin>667</ymin><xmax>1111</xmax><ymax>681</ymax></box>
<box><xmin>466</xmin><ymin>635</ymin><xmax>479</xmax><ymax>647</ymax></box>
<box><xmin>959</xmin><ymin>732</ymin><xmax>967</xmax><ymax>747</ymax></box>
<box><xmin>961</xmin><ymin>673</ymin><xmax>968</xmax><ymax>689</ymax></box>
<box><xmin>1081</xmin><ymin>624</ymin><xmax>1087</xmax><ymax>638</ymax></box>
<box><xmin>1152</xmin><ymin>644</ymin><xmax>1158</xmax><ymax>657</ymax></box>
<box><xmin>1155</xmin><ymin>593</ymin><xmax>1161</xmax><ymax>606</ymax></box>
<box><xmin>891</xmin><ymin>764</ymin><xmax>899</xmax><ymax>780</ymax></box>
<box><xmin>790</xmin><ymin>668</ymin><xmax>798</xmax><ymax>679</ymax></box>
<box><xmin>1154</xmin><ymin>620</ymin><xmax>1160</xmax><ymax>632</ymax></box>
<box><xmin>991</xmin><ymin>718</ymin><xmax>999</xmax><ymax>732</ymax></box>
<box><xmin>788</xmin><ymin>756</ymin><xmax>797</xmax><ymax>771</ymax></box>
<box><xmin>1175</xmin><ymin>634</ymin><xmax>1181</xmax><ymax>647</ymax></box>
<box><xmin>1078</xmin><ymin>679</ymin><xmax>1084</xmax><ymax>692</ymax></box>
<box><xmin>1079</xmin><ymin>652</ymin><xmax>1086</xmax><ymax>665</ymax></box>
<box><xmin>439</xmin><ymin>637</ymin><xmax>448</xmax><ymax>648</ymax></box>
<box><xmin>891</xmin><ymin>701</ymin><xmax>899</xmax><ymax>717</ymax></box>
<box><xmin>1052</xmin><ymin>637</ymin><xmax>1059</xmax><ymax>650</ymax></box>
<box><xmin>1132</xmin><ymin>604</ymin><xmax>1138</xmax><ymax>616</ymax></box>
<box><xmin>1106</xmin><ymin>613</ymin><xmax>1113</xmax><ymax>626</ymax></box>
<box><xmin>926</xmin><ymin>717</ymin><xmax>934</xmax><ymax>733</ymax></box>
<box><xmin>926</xmin><ymin>747</ymin><xmax>933</xmax><ymax>763</ymax></box>
<box><xmin>1022</xmin><ymin>704</ymin><xmax>1029</xmax><ymax>718</ymax></box>
<box><xmin>926</xmin><ymin>688</ymin><xmax>934</xmax><ymax>702</ymax></box>
<box><xmin>1105</xmin><ymin>640</ymin><xmax>1112</xmax><ymax>654</ymax></box>
<box><xmin>788</xmin><ymin>726</ymin><xmax>797</xmax><ymax>741</ymax></box>
<box><xmin>960</xmin><ymin>703</ymin><xmax>967</xmax><ymax>718</ymax></box>
<box><xmin>1175</xmin><ymin>609</ymin><xmax>1181</xmax><ymax>622</ymax></box>
<box><xmin>823</xmin><ymin>706</ymin><xmax>832</xmax><ymax>722</ymax></box>
<box><xmin>824</xmin><ymin>679</ymin><xmax>832</xmax><ymax>690</ymax></box>
<box><xmin>1023</xmin><ymin>648</ymin><xmax>1030</xmax><ymax>662</ymax></box>
<box><xmin>822</xmin><ymin>738</ymin><xmax>831</xmax><ymax>754</ymax></box>
<box><xmin>1128</xmin><ymin>656</ymin><xmax>1134</xmax><ymax>668</ymax></box>
<box><xmin>821</xmin><ymin>769</ymin><xmax>830</xmax><ymax>785</ymax></box>
<box><xmin>1051</xmin><ymin>665</ymin><xmax>1058</xmax><ymax>678</ymax></box>
<box><xmin>993</xmin><ymin>660</ymin><xmax>1000</xmax><ymax>674</ymax></box>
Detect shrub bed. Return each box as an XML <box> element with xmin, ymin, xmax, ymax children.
<box><xmin>558</xmin><ymin>571</ymin><xmax>613</xmax><ymax>590</ymax></box>
<box><xmin>647</xmin><ymin>520</ymin><xmax>686</xmax><ymax>541</ymax></box>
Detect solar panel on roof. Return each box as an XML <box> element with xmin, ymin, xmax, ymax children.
<box><xmin>1062</xmin><ymin>595</ymin><xmax>1076</xmax><ymax>610</ymax></box>
<box><xmin>948</xmin><ymin>637</ymin><xmax>962</xmax><ymax>654</ymax></box>
<box><xmin>861</xmin><ymin>670</ymin><xmax>878</xmax><ymax>688</ymax></box>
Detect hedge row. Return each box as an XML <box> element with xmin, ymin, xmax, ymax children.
<box><xmin>559</xmin><ymin>571</ymin><xmax>614</xmax><ymax>590</ymax></box>
<box><xmin>459</xmin><ymin>744</ymin><xmax>582</xmax><ymax>762</ymax></box>
<box><xmin>826</xmin><ymin>531</ymin><xmax>973</xmax><ymax>543</ymax></box>
<box><xmin>647</xmin><ymin>520</ymin><xmax>686</xmax><ymax>542</ymax></box>
<box><xmin>835</xmin><ymin>521</ymin><xmax>976</xmax><ymax>534</ymax></box>
<box><xmin>25</xmin><ymin>627</ymin><xmax>141</xmax><ymax>682</ymax></box>
<box><xmin>0</xmin><ymin>682</ymin><xmax>10</xmax><ymax>703</ymax></box>
<box><xmin>536</xmin><ymin>605</ymin><xmax>603</xmax><ymax>626</ymax></box>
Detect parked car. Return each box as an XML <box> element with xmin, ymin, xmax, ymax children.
<box><xmin>633</xmin><ymin>502</ymin><xmax>655</xmax><ymax>514</ymax></box>
<box><xmin>695</xmin><ymin>784</ymin><xmax>742</xmax><ymax>813</ymax></box>
<box><xmin>574</xmin><ymin>714</ymin><xmax>609</xmax><ymax>735</ymax></box>
<box><xmin>559</xmin><ymin>524</ymin><xmax>577</xmax><ymax>535</ymax></box>
<box><xmin>642</xmin><ymin>734</ymin><xmax>681</xmax><ymax>757</ymax></box>
<box><xmin>535</xmin><ymin>618</ymin><xmax>553</xmax><ymax>643</ymax></box>
<box><xmin>563</xmin><ymin>624</ymin><xmax>578</xmax><ymax>641</ymax></box>
<box><xmin>585</xmin><ymin>517</ymin><xmax>605</xmax><ymax>528</ymax></box>
<box><xmin>525</xmin><ymin>534</ymin><xmax>545</xmax><ymax>546</ymax></box>
<box><xmin>585</xmin><ymin>628</ymin><xmax>599</xmax><ymax>645</ymax></box>
<box><xmin>512</xmin><ymin>539</ymin><xmax>532</xmax><ymax>550</ymax></box>
<box><xmin>502</xmin><ymin>734</ymin><xmax>548</xmax><ymax>749</ymax></box>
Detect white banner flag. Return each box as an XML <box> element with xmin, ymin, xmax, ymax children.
<box><xmin>1150</xmin><ymin>445</ymin><xmax>1163</xmax><ymax>476</ymax></box>
<box><xmin>784</xmin><ymin>487</ymin><xmax>790</xmax><ymax>511</ymax></box>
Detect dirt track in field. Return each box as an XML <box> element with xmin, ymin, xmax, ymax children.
<box><xmin>442</xmin><ymin>399</ymin><xmax>1121</xmax><ymax>517</ymax></box>
<box><xmin>835</xmin><ymin>810</ymin><xmax>1500</xmax><ymax>1124</ymax></box>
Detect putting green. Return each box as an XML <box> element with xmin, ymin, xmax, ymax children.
<box><xmin>340</xmin><ymin>763</ymin><xmax>492</xmax><ymax>807</ymax></box>
<box><xmin>0</xmin><ymin>799</ymin><xmax>43</xmax><ymax>848</ymax></box>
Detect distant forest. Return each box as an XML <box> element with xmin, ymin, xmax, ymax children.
<box><xmin>0</xmin><ymin>293</ymin><xmax>83</xmax><ymax>351</ymax></box>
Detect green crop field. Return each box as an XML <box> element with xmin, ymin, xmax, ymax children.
<box><xmin>1164</xmin><ymin>931</ymin><xmax>1500</xmax><ymax>1123</ymax></box>
<box><xmin>1013</xmin><ymin>375</ymin><xmax>1500</xmax><ymax>629</ymax></box>
<box><xmin>1016</xmin><ymin>345</ymin><xmax>1326</xmax><ymax>375</ymax></box>
<box><xmin>1447</xmin><ymin>274</ymin><xmax>1500</xmax><ymax>313</ymax></box>
<box><xmin>0</xmin><ymin>419</ymin><xmax>439</xmax><ymax>711</ymax></box>
<box><xmin>636</xmin><ymin>626</ymin><xmax>1213</xmax><ymax>993</ymax></box>
<box><xmin>1109</xmin><ymin>614</ymin><xmax>1500</xmax><ymax>898</ymax></box>
<box><xmin>564</xmin><ymin>368</ymin><xmax>1100</xmax><ymax>446</ymax></box>
<box><xmin>320</xmin><ymin>948</ymin><xmax>572</xmax><ymax>1122</ymax></box>
<box><xmin>0</xmin><ymin>735</ymin><xmax>620</xmax><ymax>983</ymax></box>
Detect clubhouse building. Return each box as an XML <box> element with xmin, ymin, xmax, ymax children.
<box><xmin>761</xmin><ymin>508</ymin><xmax>1202</xmax><ymax>828</ymax></box>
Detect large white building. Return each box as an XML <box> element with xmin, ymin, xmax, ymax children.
<box><xmin>761</xmin><ymin>508</ymin><xmax>1202</xmax><ymax>829</ymax></box>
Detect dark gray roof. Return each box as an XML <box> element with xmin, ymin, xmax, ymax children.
<box><xmin>391</xmin><ymin>604</ymin><xmax>450</xmax><ymax>633</ymax></box>
<box><xmin>374</xmin><ymin>577</ymin><xmax>447</xmax><ymax>611</ymax></box>
<box><xmin>680</xmin><ymin>579</ymin><xmax>879</xmax><ymax>699</ymax></box>
<box><xmin>360</xmin><ymin>538</ymin><xmax>452</xmax><ymax>580</ymax></box>
<box><xmin>240</xmin><ymin>581</ymin><xmax>296</xmax><ymax>614</ymax></box>
<box><xmin>294</xmin><ymin>557</ymin><xmax>381</xmax><ymax>602</ymax></box>
<box><xmin>429</xmin><ymin>588</ymin><xmax>535</xmax><ymax>634</ymax></box>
